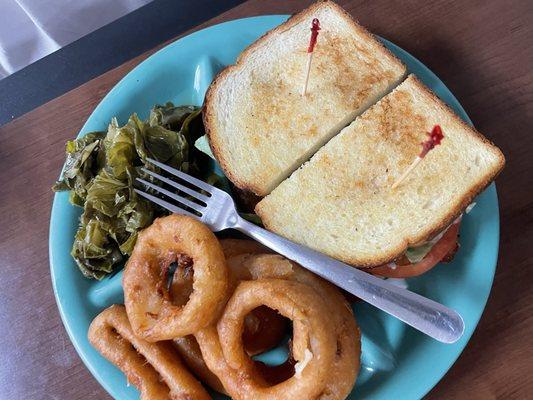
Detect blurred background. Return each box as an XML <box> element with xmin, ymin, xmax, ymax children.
<box><xmin>0</xmin><ymin>0</ymin><xmax>153</xmax><ymax>79</ymax></box>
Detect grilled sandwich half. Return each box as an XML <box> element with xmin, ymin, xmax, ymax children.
<box><xmin>255</xmin><ymin>75</ymin><xmax>505</xmax><ymax>268</ymax></box>
<box><xmin>204</xmin><ymin>0</ymin><xmax>407</xmax><ymax>196</ymax></box>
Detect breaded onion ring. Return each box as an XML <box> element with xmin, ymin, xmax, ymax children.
<box><xmin>123</xmin><ymin>215</ymin><xmax>228</xmax><ymax>341</ymax></box>
<box><xmin>197</xmin><ymin>279</ymin><xmax>337</xmax><ymax>400</ymax></box>
<box><xmin>88</xmin><ymin>305</ymin><xmax>211</xmax><ymax>400</ymax></box>
<box><xmin>224</xmin><ymin>254</ymin><xmax>361</xmax><ymax>399</ymax></box>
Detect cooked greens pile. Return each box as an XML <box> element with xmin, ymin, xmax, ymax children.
<box><xmin>53</xmin><ymin>103</ymin><xmax>205</xmax><ymax>279</ymax></box>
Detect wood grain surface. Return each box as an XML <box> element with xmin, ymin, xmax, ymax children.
<box><xmin>0</xmin><ymin>0</ymin><xmax>531</xmax><ymax>399</ymax></box>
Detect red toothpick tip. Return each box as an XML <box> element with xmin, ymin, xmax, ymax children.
<box><xmin>391</xmin><ymin>125</ymin><xmax>445</xmax><ymax>189</ymax></box>
<box><xmin>419</xmin><ymin>125</ymin><xmax>444</xmax><ymax>158</ymax></box>
<box><xmin>307</xmin><ymin>18</ymin><xmax>321</xmax><ymax>53</ymax></box>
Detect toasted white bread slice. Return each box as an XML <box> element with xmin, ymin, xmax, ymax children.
<box><xmin>204</xmin><ymin>0</ymin><xmax>406</xmax><ymax>196</ymax></box>
<box><xmin>256</xmin><ymin>75</ymin><xmax>505</xmax><ymax>267</ymax></box>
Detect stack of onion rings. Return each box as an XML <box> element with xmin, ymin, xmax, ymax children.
<box><xmin>90</xmin><ymin>215</ymin><xmax>360</xmax><ymax>399</ymax></box>
<box><xmin>88</xmin><ymin>305</ymin><xmax>211</xmax><ymax>400</ymax></box>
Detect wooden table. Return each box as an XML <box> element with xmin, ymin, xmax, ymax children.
<box><xmin>1</xmin><ymin>0</ymin><xmax>531</xmax><ymax>398</ymax></box>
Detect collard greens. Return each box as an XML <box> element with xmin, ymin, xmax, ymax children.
<box><xmin>53</xmin><ymin>103</ymin><xmax>204</xmax><ymax>279</ymax></box>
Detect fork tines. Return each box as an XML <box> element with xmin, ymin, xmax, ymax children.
<box><xmin>134</xmin><ymin>158</ymin><xmax>211</xmax><ymax>217</ymax></box>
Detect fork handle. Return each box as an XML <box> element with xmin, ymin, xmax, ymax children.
<box><xmin>234</xmin><ymin>217</ymin><xmax>464</xmax><ymax>344</ymax></box>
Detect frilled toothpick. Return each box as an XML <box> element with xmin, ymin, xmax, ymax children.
<box><xmin>301</xmin><ymin>18</ymin><xmax>321</xmax><ymax>96</ymax></box>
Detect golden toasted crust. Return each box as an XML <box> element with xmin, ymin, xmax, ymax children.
<box><xmin>256</xmin><ymin>75</ymin><xmax>505</xmax><ymax>267</ymax></box>
<box><xmin>203</xmin><ymin>0</ymin><xmax>406</xmax><ymax>195</ymax></box>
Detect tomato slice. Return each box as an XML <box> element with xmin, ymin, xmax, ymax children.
<box><xmin>370</xmin><ymin>222</ymin><xmax>461</xmax><ymax>278</ymax></box>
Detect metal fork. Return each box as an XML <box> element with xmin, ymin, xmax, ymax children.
<box><xmin>135</xmin><ymin>158</ymin><xmax>464</xmax><ymax>344</ymax></box>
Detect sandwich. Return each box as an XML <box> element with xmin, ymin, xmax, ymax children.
<box><xmin>203</xmin><ymin>0</ymin><xmax>407</xmax><ymax>196</ymax></box>
<box><xmin>255</xmin><ymin>75</ymin><xmax>505</xmax><ymax>276</ymax></box>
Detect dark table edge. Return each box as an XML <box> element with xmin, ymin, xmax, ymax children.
<box><xmin>0</xmin><ymin>0</ymin><xmax>245</xmax><ymax>127</ymax></box>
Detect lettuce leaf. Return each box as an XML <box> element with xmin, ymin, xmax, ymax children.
<box><xmin>53</xmin><ymin>103</ymin><xmax>203</xmax><ymax>279</ymax></box>
<box><xmin>194</xmin><ymin>134</ymin><xmax>215</xmax><ymax>160</ymax></box>
<box><xmin>405</xmin><ymin>243</ymin><xmax>435</xmax><ymax>263</ymax></box>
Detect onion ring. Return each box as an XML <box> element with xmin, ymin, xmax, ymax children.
<box><xmin>226</xmin><ymin>253</ymin><xmax>361</xmax><ymax>399</ymax></box>
<box><xmin>123</xmin><ymin>214</ymin><xmax>228</xmax><ymax>341</ymax></box>
<box><xmin>88</xmin><ymin>305</ymin><xmax>211</xmax><ymax>400</ymax></box>
<box><xmin>197</xmin><ymin>279</ymin><xmax>337</xmax><ymax>400</ymax></box>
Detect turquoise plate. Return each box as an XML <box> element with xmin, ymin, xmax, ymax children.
<box><xmin>49</xmin><ymin>15</ymin><xmax>500</xmax><ymax>400</ymax></box>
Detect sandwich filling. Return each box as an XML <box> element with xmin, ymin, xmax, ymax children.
<box><xmin>373</xmin><ymin>203</ymin><xmax>475</xmax><ymax>277</ymax></box>
<box><xmin>371</xmin><ymin>220</ymin><xmax>460</xmax><ymax>278</ymax></box>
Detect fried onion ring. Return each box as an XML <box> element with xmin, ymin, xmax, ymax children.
<box><xmin>88</xmin><ymin>305</ymin><xmax>211</xmax><ymax>400</ymax></box>
<box><xmin>123</xmin><ymin>214</ymin><xmax>228</xmax><ymax>341</ymax></box>
<box><xmin>197</xmin><ymin>279</ymin><xmax>337</xmax><ymax>400</ymax></box>
<box><xmin>226</xmin><ymin>253</ymin><xmax>361</xmax><ymax>399</ymax></box>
